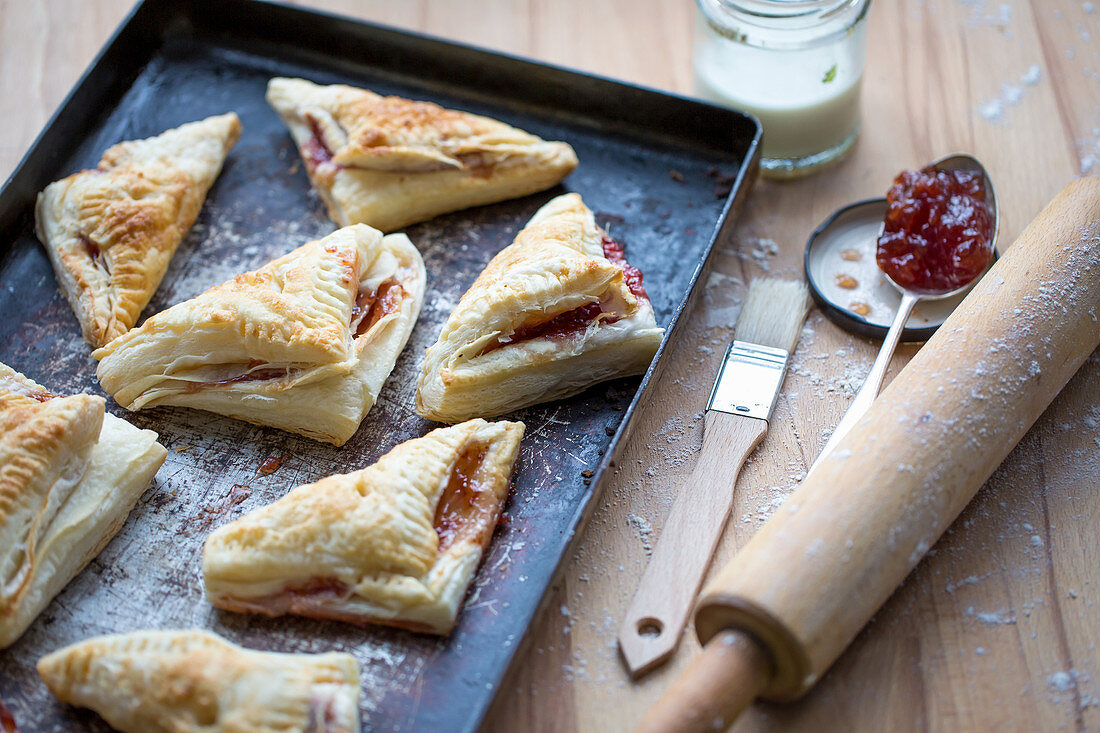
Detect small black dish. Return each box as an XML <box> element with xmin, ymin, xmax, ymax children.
<box><xmin>803</xmin><ymin>198</ymin><xmax>998</xmax><ymax>343</ymax></box>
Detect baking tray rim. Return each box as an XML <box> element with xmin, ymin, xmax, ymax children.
<box><xmin>0</xmin><ymin>1</ymin><xmax>762</xmax><ymax>730</ymax></box>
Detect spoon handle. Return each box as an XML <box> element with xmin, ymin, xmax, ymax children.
<box><xmin>809</xmin><ymin>291</ymin><xmax>920</xmax><ymax>471</ymax></box>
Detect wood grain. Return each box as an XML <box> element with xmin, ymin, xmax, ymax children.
<box><xmin>1</xmin><ymin>1</ymin><xmax>1097</xmax><ymax>732</ymax></box>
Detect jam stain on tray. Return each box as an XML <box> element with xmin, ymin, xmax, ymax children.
<box><xmin>189</xmin><ymin>483</ymin><xmax>253</xmax><ymax>533</ymax></box>
<box><xmin>876</xmin><ymin>166</ymin><xmax>994</xmax><ymax>293</ymax></box>
<box><xmin>0</xmin><ymin>694</ymin><xmax>18</xmax><ymax>733</ymax></box>
<box><xmin>258</xmin><ymin>455</ymin><xmax>285</xmax><ymax>476</ymax></box>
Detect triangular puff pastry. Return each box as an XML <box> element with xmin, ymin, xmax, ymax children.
<box><xmin>416</xmin><ymin>193</ymin><xmax>663</xmax><ymax>422</ymax></box>
<box><xmin>203</xmin><ymin>418</ymin><xmax>524</xmax><ymax>635</ymax></box>
<box><xmin>267</xmin><ymin>77</ymin><xmax>578</xmax><ymax>232</ymax></box>
<box><xmin>0</xmin><ymin>363</ymin><xmax>165</xmax><ymax>649</ymax></box>
<box><xmin>37</xmin><ymin>630</ymin><xmax>359</xmax><ymax>733</ymax></box>
<box><xmin>93</xmin><ymin>224</ymin><xmax>426</xmax><ymax>446</ymax></box>
<box><xmin>35</xmin><ymin>113</ymin><xmax>241</xmax><ymax>347</ymax></box>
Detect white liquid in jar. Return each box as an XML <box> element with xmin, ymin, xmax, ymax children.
<box><xmin>693</xmin><ymin>8</ymin><xmax>866</xmax><ymax>163</ymax></box>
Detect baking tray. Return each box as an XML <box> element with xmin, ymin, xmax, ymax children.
<box><xmin>0</xmin><ymin>1</ymin><xmax>760</xmax><ymax>730</ymax></box>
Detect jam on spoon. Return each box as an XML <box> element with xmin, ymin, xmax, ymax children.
<box><xmin>876</xmin><ymin>166</ymin><xmax>995</xmax><ymax>294</ymax></box>
<box><xmin>809</xmin><ymin>157</ymin><xmax>997</xmax><ymax>473</ymax></box>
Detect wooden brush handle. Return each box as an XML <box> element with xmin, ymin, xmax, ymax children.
<box><xmin>619</xmin><ymin>412</ymin><xmax>766</xmax><ymax>677</ymax></box>
<box><xmin>646</xmin><ymin>178</ymin><xmax>1100</xmax><ymax>726</ymax></box>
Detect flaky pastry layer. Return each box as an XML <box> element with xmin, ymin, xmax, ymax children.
<box><xmin>267</xmin><ymin>77</ymin><xmax>578</xmax><ymax>231</ymax></box>
<box><xmin>202</xmin><ymin>419</ymin><xmax>524</xmax><ymax>634</ymax></box>
<box><xmin>416</xmin><ymin>193</ymin><xmax>663</xmax><ymax>422</ymax></box>
<box><xmin>0</xmin><ymin>363</ymin><xmax>165</xmax><ymax>648</ymax></box>
<box><xmin>35</xmin><ymin>113</ymin><xmax>241</xmax><ymax>347</ymax></box>
<box><xmin>37</xmin><ymin>629</ymin><xmax>359</xmax><ymax>733</ymax></box>
<box><xmin>94</xmin><ymin>225</ymin><xmax>426</xmax><ymax>445</ymax></box>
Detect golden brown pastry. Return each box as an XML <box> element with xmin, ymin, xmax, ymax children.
<box><xmin>35</xmin><ymin>113</ymin><xmax>241</xmax><ymax>347</ymax></box>
<box><xmin>37</xmin><ymin>630</ymin><xmax>359</xmax><ymax>733</ymax></box>
<box><xmin>93</xmin><ymin>224</ymin><xmax>425</xmax><ymax>446</ymax></box>
<box><xmin>416</xmin><ymin>193</ymin><xmax>663</xmax><ymax>422</ymax></box>
<box><xmin>266</xmin><ymin>77</ymin><xmax>578</xmax><ymax>231</ymax></box>
<box><xmin>0</xmin><ymin>363</ymin><xmax>166</xmax><ymax>649</ymax></box>
<box><xmin>202</xmin><ymin>418</ymin><xmax>524</xmax><ymax>635</ymax></box>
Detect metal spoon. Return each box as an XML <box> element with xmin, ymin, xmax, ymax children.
<box><xmin>808</xmin><ymin>153</ymin><xmax>999</xmax><ymax>471</ymax></box>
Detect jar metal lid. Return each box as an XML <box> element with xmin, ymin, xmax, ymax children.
<box><xmin>699</xmin><ymin>0</ymin><xmax>870</xmax><ymax>47</ymax></box>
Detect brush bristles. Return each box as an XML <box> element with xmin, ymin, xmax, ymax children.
<box><xmin>733</xmin><ymin>278</ymin><xmax>813</xmax><ymax>352</ymax></box>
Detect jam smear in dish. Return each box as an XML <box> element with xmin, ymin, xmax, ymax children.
<box><xmin>876</xmin><ymin>166</ymin><xmax>994</xmax><ymax>293</ymax></box>
<box><xmin>351</xmin><ymin>277</ymin><xmax>405</xmax><ymax>338</ymax></box>
<box><xmin>434</xmin><ymin>447</ymin><xmax>493</xmax><ymax>553</ymax></box>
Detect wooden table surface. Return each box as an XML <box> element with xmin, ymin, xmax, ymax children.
<box><xmin>3</xmin><ymin>1</ymin><xmax>1099</xmax><ymax>731</ymax></box>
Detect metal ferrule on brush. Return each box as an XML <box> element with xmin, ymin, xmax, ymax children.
<box><xmin>705</xmin><ymin>340</ymin><xmax>790</xmax><ymax>421</ymax></box>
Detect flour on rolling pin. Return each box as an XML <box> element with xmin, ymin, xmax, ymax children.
<box><xmin>639</xmin><ymin>178</ymin><xmax>1100</xmax><ymax>733</ymax></box>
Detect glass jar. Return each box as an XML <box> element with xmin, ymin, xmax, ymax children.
<box><xmin>694</xmin><ymin>0</ymin><xmax>871</xmax><ymax>179</ymax></box>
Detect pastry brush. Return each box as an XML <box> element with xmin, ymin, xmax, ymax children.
<box><xmin>618</xmin><ymin>277</ymin><xmax>812</xmax><ymax>678</ymax></box>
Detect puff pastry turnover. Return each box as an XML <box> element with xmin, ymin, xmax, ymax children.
<box><xmin>203</xmin><ymin>418</ymin><xmax>524</xmax><ymax>635</ymax></box>
<box><xmin>416</xmin><ymin>193</ymin><xmax>663</xmax><ymax>422</ymax></box>
<box><xmin>37</xmin><ymin>630</ymin><xmax>359</xmax><ymax>733</ymax></box>
<box><xmin>93</xmin><ymin>224</ymin><xmax>426</xmax><ymax>446</ymax></box>
<box><xmin>35</xmin><ymin>113</ymin><xmax>241</xmax><ymax>347</ymax></box>
<box><xmin>267</xmin><ymin>77</ymin><xmax>578</xmax><ymax>232</ymax></box>
<box><xmin>0</xmin><ymin>362</ymin><xmax>165</xmax><ymax>649</ymax></box>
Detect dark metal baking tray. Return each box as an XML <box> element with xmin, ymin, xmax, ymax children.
<box><xmin>0</xmin><ymin>1</ymin><xmax>759</xmax><ymax>730</ymax></box>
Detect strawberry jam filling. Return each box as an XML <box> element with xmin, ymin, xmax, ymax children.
<box><xmin>601</xmin><ymin>235</ymin><xmax>649</xmax><ymax>300</ymax></box>
<box><xmin>309</xmin><ymin>688</ymin><xmax>349</xmax><ymax>732</ymax></box>
<box><xmin>183</xmin><ymin>272</ymin><xmax>410</xmax><ymax>393</ymax></box>
<box><xmin>79</xmin><ymin>233</ymin><xmax>101</xmax><ymax>264</ymax></box>
<box><xmin>283</xmin><ymin>576</ymin><xmax>351</xmax><ymax>600</ymax></box>
<box><xmin>302</xmin><ymin>115</ymin><xmax>342</xmax><ymax>176</ymax></box>
<box><xmin>433</xmin><ymin>447</ymin><xmax>494</xmax><ymax>553</ymax></box>
<box><xmin>480</xmin><ymin>302</ymin><xmax>606</xmax><ymax>355</ymax></box>
<box><xmin>478</xmin><ymin>234</ymin><xmax>649</xmax><ymax>355</ymax></box>
<box><xmin>216</xmin><ymin>577</ymin><xmax>353</xmax><ymax>622</ymax></box>
<box><xmin>184</xmin><ymin>361</ymin><xmax>289</xmax><ymax>393</ymax></box>
<box><xmin>350</xmin><ymin>277</ymin><xmax>406</xmax><ymax>338</ymax></box>
<box><xmin>79</xmin><ymin>233</ymin><xmax>110</xmax><ymax>274</ymax></box>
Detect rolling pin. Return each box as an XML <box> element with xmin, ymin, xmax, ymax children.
<box><xmin>640</xmin><ymin>177</ymin><xmax>1100</xmax><ymax>732</ymax></box>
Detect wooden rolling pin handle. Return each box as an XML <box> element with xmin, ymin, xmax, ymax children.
<box><xmin>636</xmin><ymin>630</ymin><xmax>773</xmax><ymax>733</ymax></box>
<box><xmin>619</xmin><ymin>412</ymin><xmax>767</xmax><ymax>678</ymax></box>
